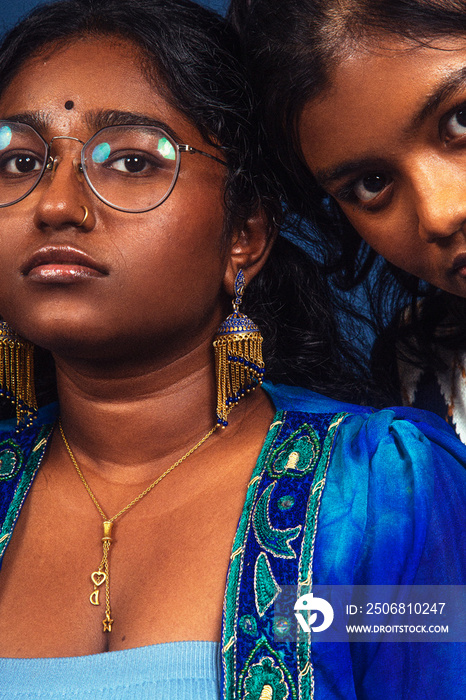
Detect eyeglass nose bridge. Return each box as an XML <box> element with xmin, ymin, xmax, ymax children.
<box><xmin>45</xmin><ymin>135</ymin><xmax>86</xmax><ymax>179</ymax></box>
<box><xmin>49</xmin><ymin>135</ymin><xmax>85</xmax><ymax>146</ymax></box>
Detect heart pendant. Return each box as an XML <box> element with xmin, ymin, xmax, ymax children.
<box><xmin>91</xmin><ymin>570</ymin><xmax>106</xmax><ymax>587</ymax></box>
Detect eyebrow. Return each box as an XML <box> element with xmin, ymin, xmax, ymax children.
<box><xmin>2</xmin><ymin>111</ymin><xmax>51</xmax><ymax>132</ymax></box>
<box><xmin>86</xmin><ymin>110</ymin><xmax>182</xmax><ymax>142</ymax></box>
<box><xmin>409</xmin><ymin>65</ymin><xmax>466</xmax><ymax>131</ymax></box>
<box><xmin>314</xmin><ymin>65</ymin><xmax>466</xmax><ymax>188</ymax></box>
<box><xmin>1</xmin><ymin>109</ymin><xmax>183</xmax><ymax>143</ymax></box>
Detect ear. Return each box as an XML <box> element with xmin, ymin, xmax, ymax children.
<box><xmin>223</xmin><ymin>208</ymin><xmax>277</xmax><ymax>295</ymax></box>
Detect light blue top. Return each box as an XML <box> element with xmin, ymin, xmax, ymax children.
<box><xmin>0</xmin><ymin>641</ymin><xmax>220</xmax><ymax>699</ymax></box>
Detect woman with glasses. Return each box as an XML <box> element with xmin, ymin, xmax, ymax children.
<box><xmin>0</xmin><ymin>0</ymin><xmax>465</xmax><ymax>698</ymax></box>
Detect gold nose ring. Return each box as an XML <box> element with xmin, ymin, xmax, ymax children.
<box><xmin>78</xmin><ymin>206</ymin><xmax>89</xmax><ymax>227</ymax></box>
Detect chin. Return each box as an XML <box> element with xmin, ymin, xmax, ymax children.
<box><xmin>2</xmin><ymin>314</ymin><xmax>112</xmax><ymax>359</ymax></box>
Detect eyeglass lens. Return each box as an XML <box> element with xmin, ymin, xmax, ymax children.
<box><xmin>0</xmin><ymin>122</ymin><xmax>180</xmax><ymax>212</ymax></box>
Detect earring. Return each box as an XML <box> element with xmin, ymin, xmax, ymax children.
<box><xmin>213</xmin><ymin>270</ymin><xmax>265</xmax><ymax>427</ymax></box>
<box><xmin>0</xmin><ymin>321</ymin><xmax>37</xmax><ymax>426</ymax></box>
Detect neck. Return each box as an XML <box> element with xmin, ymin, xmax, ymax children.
<box><xmin>54</xmin><ymin>338</ymin><xmax>222</xmax><ymax>470</ymax></box>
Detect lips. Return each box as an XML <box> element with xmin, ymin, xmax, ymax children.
<box><xmin>22</xmin><ymin>245</ymin><xmax>108</xmax><ymax>282</ymax></box>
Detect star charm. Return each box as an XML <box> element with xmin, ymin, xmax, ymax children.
<box><xmin>103</xmin><ymin>614</ymin><xmax>114</xmax><ymax>632</ymax></box>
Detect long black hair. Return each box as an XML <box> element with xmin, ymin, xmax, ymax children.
<box><xmin>0</xmin><ymin>0</ymin><xmax>368</xmax><ymax>416</ymax></box>
<box><xmin>229</xmin><ymin>0</ymin><xmax>466</xmax><ymax>401</ymax></box>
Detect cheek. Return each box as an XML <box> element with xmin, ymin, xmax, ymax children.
<box><xmin>0</xmin><ymin>215</ymin><xmax>30</xmax><ymax>289</ymax></box>
<box><xmin>117</xmin><ymin>204</ymin><xmax>227</xmax><ymax>304</ymax></box>
<box><xmin>339</xmin><ymin>205</ymin><xmax>425</xmax><ymax>272</ymax></box>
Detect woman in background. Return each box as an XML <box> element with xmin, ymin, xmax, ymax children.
<box><xmin>230</xmin><ymin>0</ymin><xmax>466</xmax><ymax>441</ymax></box>
<box><xmin>0</xmin><ymin>1</ymin><xmax>464</xmax><ymax>698</ymax></box>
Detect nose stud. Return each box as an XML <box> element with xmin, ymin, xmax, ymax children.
<box><xmin>77</xmin><ymin>206</ymin><xmax>89</xmax><ymax>227</ymax></box>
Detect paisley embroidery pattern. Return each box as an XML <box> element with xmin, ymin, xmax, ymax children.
<box><xmin>0</xmin><ymin>423</ymin><xmax>53</xmax><ymax>561</ymax></box>
<box><xmin>267</xmin><ymin>424</ymin><xmax>320</xmax><ymax>479</ymax></box>
<box><xmin>253</xmin><ymin>482</ymin><xmax>301</xmax><ymax>559</ymax></box>
<box><xmin>0</xmin><ymin>440</ymin><xmax>23</xmax><ymax>480</ymax></box>
<box><xmin>296</xmin><ymin>413</ymin><xmax>348</xmax><ymax>699</ymax></box>
<box><xmin>221</xmin><ymin>409</ymin><xmax>348</xmax><ymax>700</ymax></box>
<box><xmin>254</xmin><ymin>552</ymin><xmax>282</xmax><ymax>617</ymax></box>
<box><xmin>238</xmin><ymin>639</ymin><xmax>295</xmax><ymax>700</ymax></box>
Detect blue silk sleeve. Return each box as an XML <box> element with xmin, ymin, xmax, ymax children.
<box><xmin>312</xmin><ymin>409</ymin><xmax>466</xmax><ymax>699</ymax></box>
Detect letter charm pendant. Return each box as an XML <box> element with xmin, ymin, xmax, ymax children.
<box><xmin>88</xmin><ymin>520</ymin><xmax>115</xmax><ymax>630</ymax></box>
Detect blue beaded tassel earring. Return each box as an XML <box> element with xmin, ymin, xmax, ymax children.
<box><xmin>0</xmin><ymin>321</ymin><xmax>37</xmax><ymax>426</ymax></box>
<box><xmin>213</xmin><ymin>269</ymin><xmax>265</xmax><ymax>427</ymax></box>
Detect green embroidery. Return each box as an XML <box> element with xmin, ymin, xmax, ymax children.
<box><xmin>0</xmin><ymin>440</ymin><xmax>23</xmax><ymax>480</ymax></box>
<box><xmin>222</xmin><ymin>412</ymin><xmax>286</xmax><ymax>700</ymax></box>
<box><xmin>239</xmin><ymin>615</ymin><xmax>258</xmax><ymax>637</ymax></box>
<box><xmin>0</xmin><ymin>425</ymin><xmax>54</xmax><ymax>560</ymax></box>
<box><xmin>253</xmin><ymin>482</ymin><xmax>301</xmax><ymax>559</ymax></box>
<box><xmin>221</xmin><ymin>410</ymin><xmax>348</xmax><ymax>700</ymax></box>
<box><xmin>295</xmin><ymin>413</ymin><xmax>348</xmax><ymax>700</ymax></box>
<box><xmin>238</xmin><ymin>638</ymin><xmax>296</xmax><ymax>700</ymax></box>
<box><xmin>267</xmin><ymin>426</ymin><xmax>320</xmax><ymax>478</ymax></box>
<box><xmin>244</xmin><ymin>658</ymin><xmax>287</xmax><ymax>700</ymax></box>
<box><xmin>254</xmin><ymin>552</ymin><xmax>282</xmax><ymax>617</ymax></box>
<box><xmin>277</xmin><ymin>495</ymin><xmax>295</xmax><ymax>511</ymax></box>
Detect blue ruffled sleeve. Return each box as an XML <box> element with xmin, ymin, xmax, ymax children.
<box><xmin>312</xmin><ymin>408</ymin><xmax>466</xmax><ymax>699</ymax></box>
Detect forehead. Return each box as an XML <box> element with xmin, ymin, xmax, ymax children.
<box><xmin>0</xmin><ymin>35</ymin><xmax>194</xmax><ymax>136</ymax></box>
<box><xmin>299</xmin><ymin>35</ymin><xmax>466</xmax><ymax>175</ymax></box>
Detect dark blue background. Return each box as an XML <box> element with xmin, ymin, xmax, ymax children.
<box><xmin>0</xmin><ymin>0</ymin><xmax>229</xmax><ymax>35</ymax></box>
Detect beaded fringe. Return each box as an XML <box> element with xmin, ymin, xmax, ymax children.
<box><xmin>213</xmin><ymin>318</ymin><xmax>265</xmax><ymax>427</ymax></box>
<box><xmin>0</xmin><ymin>322</ymin><xmax>37</xmax><ymax>425</ymax></box>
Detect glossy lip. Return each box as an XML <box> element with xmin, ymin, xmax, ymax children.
<box><xmin>450</xmin><ymin>253</ymin><xmax>466</xmax><ymax>277</ymax></box>
<box><xmin>22</xmin><ymin>245</ymin><xmax>108</xmax><ymax>281</ymax></box>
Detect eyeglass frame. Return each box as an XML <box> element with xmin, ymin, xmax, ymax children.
<box><xmin>0</xmin><ymin>120</ymin><xmax>228</xmax><ymax>213</ymax></box>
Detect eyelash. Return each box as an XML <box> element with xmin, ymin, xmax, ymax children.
<box><xmin>334</xmin><ymin>181</ymin><xmax>361</xmax><ymax>204</ymax></box>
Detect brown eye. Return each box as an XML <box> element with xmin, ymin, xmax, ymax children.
<box><xmin>110</xmin><ymin>154</ymin><xmax>150</xmax><ymax>173</ymax></box>
<box><xmin>0</xmin><ymin>152</ymin><xmax>42</xmax><ymax>176</ymax></box>
<box><xmin>445</xmin><ymin>107</ymin><xmax>466</xmax><ymax>139</ymax></box>
<box><xmin>353</xmin><ymin>173</ymin><xmax>389</xmax><ymax>202</ymax></box>
<box><xmin>13</xmin><ymin>155</ymin><xmax>37</xmax><ymax>173</ymax></box>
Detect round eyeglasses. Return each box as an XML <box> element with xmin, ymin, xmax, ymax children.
<box><xmin>0</xmin><ymin>121</ymin><xmax>227</xmax><ymax>213</ymax></box>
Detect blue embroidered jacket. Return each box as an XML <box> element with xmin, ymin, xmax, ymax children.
<box><xmin>0</xmin><ymin>383</ymin><xmax>465</xmax><ymax>699</ymax></box>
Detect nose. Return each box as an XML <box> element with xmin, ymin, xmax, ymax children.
<box><xmin>33</xmin><ymin>142</ymin><xmax>95</xmax><ymax>231</ymax></box>
<box><xmin>411</xmin><ymin>156</ymin><xmax>466</xmax><ymax>243</ymax></box>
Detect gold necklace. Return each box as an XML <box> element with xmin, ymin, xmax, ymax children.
<box><xmin>59</xmin><ymin>419</ymin><xmax>218</xmax><ymax>633</ymax></box>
